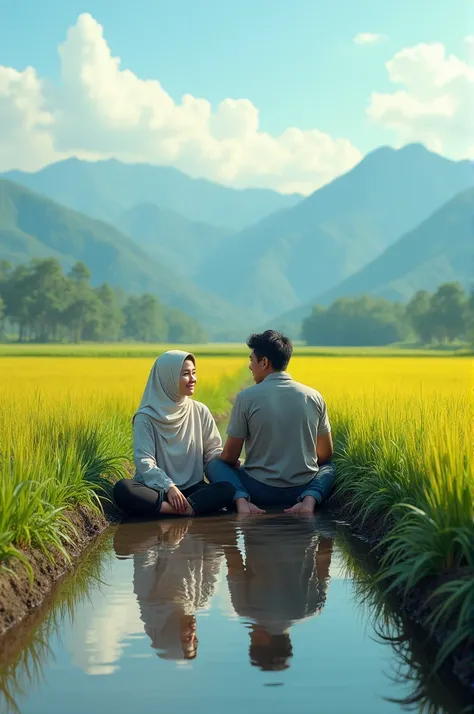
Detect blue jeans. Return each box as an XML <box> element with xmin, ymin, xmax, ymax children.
<box><xmin>205</xmin><ymin>460</ymin><xmax>336</xmax><ymax>507</ymax></box>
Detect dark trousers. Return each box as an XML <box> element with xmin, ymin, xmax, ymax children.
<box><xmin>113</xmin><ymin>478</ymin><xmax>235</xmax><ymax>518</ymax></box>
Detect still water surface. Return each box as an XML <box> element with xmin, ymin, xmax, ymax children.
<box><xmin>0</xmin><ymin>514</ymin><xmax>468</xmax><ymax>714</ymax></box>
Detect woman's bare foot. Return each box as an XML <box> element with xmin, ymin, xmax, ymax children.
<box><xmin>249</xmin><ymin>502</ymin><xmax>265</xmax><ymax>514</ymax></box>
<box><xmin>235</xmin><ymin>498</ymin><xmax>265</xmax><ymax>515</ymax></box>
<box><xmin>158</xmin><ymin>520</ymin><xmax>191</xmax><ymax>545</ymax></box>
<box><xmin>160</xmin><ymin>501</ymin><xmax>195</xmax><ymax>516</ymax></box>
<box><xmin>284</xmin><ymin>496</ymin><xmax>317</xmax><ymax>515</ymax></box>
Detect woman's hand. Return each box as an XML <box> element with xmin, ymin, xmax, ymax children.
<box><xmin>167</xmin><ymin>485</ymin><xmax>189</xmax><ymax>514</ymax></box>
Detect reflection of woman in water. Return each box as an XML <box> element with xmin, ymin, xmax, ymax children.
<box><xmin>114</xmin><ymin>520</ymin><xmax>223</xmax><ymax>661</ymax></box>
<box><xmin>223</xmin><ymin>516</ymin><xmax>334</xmax><ymax>671</ymax></box>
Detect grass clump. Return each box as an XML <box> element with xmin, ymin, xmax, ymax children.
<box><xmin>290</xmin><ymin>356</ymin><xmax>473</xmax><ymax>671</ymax></box>
<box><xmin>0</xmin><ymin>355</ymin><xmax>247</xmax><ymax>571</ymax></box>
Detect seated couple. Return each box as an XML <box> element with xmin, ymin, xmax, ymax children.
<box><xmin>113</xmin><ymin>330</ymin><xmax>336</xmax><ymax>518</ymax></box>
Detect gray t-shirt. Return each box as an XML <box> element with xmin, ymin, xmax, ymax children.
<box><xmin>227</xmin><ymin>371</ymin><xmax>331</xmax><ymax>487</ymax></box>
<box><xmin>227</xmin><ymin>522</ymin><xmax>330</xmax><ymax>633</ymax></box>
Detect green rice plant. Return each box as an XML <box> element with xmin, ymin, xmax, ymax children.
<box><xmin>0</xmin><ymin>357</ymin><xmax>248</xmax><ymax>570</ymax></box>
<box><xmin>0</xmin><ymin>401</ymin><xmax>129</xmax><ymax>570</ymax></box>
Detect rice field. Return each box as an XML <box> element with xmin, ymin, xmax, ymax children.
<box><xmin>289</xmin><ymin>356</ymin><xmax>473</xmax><ymax>668</ymax></box>
<box><xmin>0</xmin><ymin>354</ymin><xmax>248</xmax><ymax>571</ymax></box>
<box><xmin>0</xmin><ymin>349</ymin><xmax>472</xmax><ymax>670</ymax></box>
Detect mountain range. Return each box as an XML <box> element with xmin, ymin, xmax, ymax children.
<box><xmin>116</xmin><ymin>203</ymin><xmax>233</xmax><ymax>279</ymax></box>
<box><xmin>274</xmin><ymin>187</ymin><xmax>474</xmax><ymax>335</ymax></box>
<box><xmin>1</xmin><ymin>143</ymin><xmax>472</xmax><ymax>340</ymax></box>
<box><xmin>4</xmin><ymin>158</ymin><xmax>301</xmax><ymax>231</ymax></box>
<box><xmin>0</xmin><ymin>179</ymin><xmax>245</xmax><ymax>337</ymax></box>
<box><xmin>200</xmin><ymin>144</ymin><xmax>473</xmax><ymax>323</ymax></box>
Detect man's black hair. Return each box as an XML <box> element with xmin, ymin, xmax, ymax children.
<box><xmin>247</xmin><ymin>330</ymin><xmax>293</xmax><ymax>371</ymax></box>
<box><xmin>249</xmin><ymin>633</ymin><xmax>293</xmax><ymax>671</ymax></box>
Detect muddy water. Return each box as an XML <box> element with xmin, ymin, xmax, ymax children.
<box><xmin>0</xmin><ymin>514</ymin><xmax>469</xmax><ymax>714</ymax></box>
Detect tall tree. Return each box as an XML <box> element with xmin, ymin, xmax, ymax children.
<box><xmin>429</xmin><ymin>282</ymin><xmax>467</xmax><ymax>343</ymax></box>
<box><xmin>466</xmin><ymin>292</ymin><xmax>474</xmax><ymax>348</ymax></box>
<box><xmin>64</xmin><ymin>262</ymin><xmax>99</xmax><ymax>342</ymax></box>
<box><xmin>302</xmin><ymin>296</ymin><xmax>406</xmax><ymax>346</ymax></box>
<box><xmin>0</xmin><ymin>260</ymin><xmax>11</xmax><ymax>339</ymax></box>
<box><xmin>123</xmin><ymin>294</ymin><xmax>168</xmax><ymax>342</ymax></box>
<box><xmin>165</xmin><ymin>307</ymin><xmax>206</xmax><ymax>343</ymax></box>
<box><xmin>82</xmin><ymin>283</ymin><xmax>124</xmax><ymax>341</ymax></box>
<box><xmin>24</xmin><ymin>259</ymin><xmax>68</xmax><ymax>341</ymax></box>
<box><xmin>405</xmin><ymin>290</ymin><xmax>435</xmax><ymax>344</ymax></box>
<box><xmin>3</xmin><ymin>264</ymin><xmax>33</xmax><ymax>342</ymax></box>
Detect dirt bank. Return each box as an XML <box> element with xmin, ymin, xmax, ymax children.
<box><xmin>0</xmin><ymin>504</ymin><xmax>111</xmax><ymax>637</ymax></box>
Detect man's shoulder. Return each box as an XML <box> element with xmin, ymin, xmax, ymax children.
<box><xmin>236</xmin><ymin>383</ymin><xmax>261</xmax><ymax>402</ymax></box>
<box><xmin>290</xmin><ymin>379</ymin><xmax>326</xmax><ymax>403</ymax></box>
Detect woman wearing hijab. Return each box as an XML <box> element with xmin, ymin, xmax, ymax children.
<box><xmin>113</xmin><ymin>350</ymin><xmax>235</xmax><ymax>517</ymax></box>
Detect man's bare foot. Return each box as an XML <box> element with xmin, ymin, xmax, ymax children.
<box><xmin>284</xmin><ymin>496</ymin><xmax>317</xmax><ymax>515</ymax></box>
<box><xmin>235</xmin><ymin>498</ymin><xmax>265</xmax><ymax>515</ymax></box>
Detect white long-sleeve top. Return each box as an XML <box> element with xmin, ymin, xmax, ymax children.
<box><xmin>133</xmin><ymin>400</ymin><xmax>222</xmax><ymax>492</ymax></box>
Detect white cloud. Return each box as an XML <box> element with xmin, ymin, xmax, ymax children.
<box><xmin>353</xmin><ymin>33</ymin><xmax>387</xmax><ymax>45</ymax></box>
<box><xmin>0</xmin><ymin>66</ymin><xmax>58</xmax><ymax>170</ymax></box>
<box><xmin>368</xmin><ymin>42</ymin><xmax>474</xmax><ymax>159</ymax></box>
<box><xmin>0</xmin><ymin>13</ymin><xmax>361</xmax><ymax>195</ymax></box>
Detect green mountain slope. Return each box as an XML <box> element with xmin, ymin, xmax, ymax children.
<box><xmin>274</xmin><ymin>188</ymin><xmax>474</xmax><ymax>336</ymax></box>
<box><xmin>116</xmin><ymin>203</ymin><xmax>233</xmax><ymax>279</ymax></box>
<box><xmin>202</xmin><ymin>144</ymin><xmax>473</xmax><ymax>323</ymax></box>
<box><xmin>0</xmin><ymin>179</ymin><xmax>246</xmax><ymax>336</ymax></box>
<box><xmin>4</xmin><ymin>158</ymin><xmax>301</xmax><ymax>231</ymax></box>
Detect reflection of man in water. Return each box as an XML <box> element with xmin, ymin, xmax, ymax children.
<box><xmin>223</xmin><ymin>517</ymin><xmax>333</xmax><ymax>671</ymax></box>
<box><xmin>113</xmin><ymin>519</ymin><xmax>223</xmax><ymax>661</ymax></box>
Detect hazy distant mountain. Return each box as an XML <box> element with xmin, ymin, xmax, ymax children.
<box><xmin>202</xmin><ymin>144</ymin><xmax>473</xmax><ymax>323</ymax></box>
<box><xmin>116</xmin><ymin>203</ymin><xmax>233</xmax><ymax>279</ymax></box>
<box><xmin>0</xmin><ymin>179</ymin><xmax>247</xmax><ymax>336</ymax></box>
<box><xmin>3</xmin><ymin>158</ymin><xmax>301</xmax><ymax>231</ymax></box>
<box><xmin>273</xmin><ymin>187</ymin><xmax>474</xmax><ymax>336</ymax></box>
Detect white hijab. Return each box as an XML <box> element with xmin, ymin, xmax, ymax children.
<box><xmin>134</xmin><ymin>350</ymin><xmax>195</xmax><ymax>436</ymax></box>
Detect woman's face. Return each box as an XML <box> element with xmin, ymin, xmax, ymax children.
<box><xmin>178</xmin><ymin>359</ymin><xmax>197</xmax><ymax>397</ymax></box>
<box><xmin>181</xmin><ymin>615</ymin><xmax>198</xmax><ymax>659</ymax></box>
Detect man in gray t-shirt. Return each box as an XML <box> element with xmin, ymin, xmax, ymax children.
<box><xmin>206</xmin><ymin>330</ymin><xmax>336</xmax><ymax>515</ymax></box>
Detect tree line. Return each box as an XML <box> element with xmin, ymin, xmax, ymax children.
<box><xmin>0</xmin><ymin>259</ymin><xmax>205</xmax><ymax>343</ymax></box>
<box><xmin>302</xmin><ymin>283</ymin><xmax>473</xmax><ymax>347</ymax></box>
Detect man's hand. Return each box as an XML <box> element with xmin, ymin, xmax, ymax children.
<box><xmin>167</xmin><ymin>485</ymin><xmax>189</xmax><ymax>514</ymax></box>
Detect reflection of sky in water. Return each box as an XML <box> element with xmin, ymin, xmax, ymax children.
<box><xmin>66</xmin><ymin>529</ymin><xmax>350</xmax><ymax>679</ymax></box>
<box><xmin>2</xmin><ymin>519</ymin><xmax>435</xmax><ymax>714</ymax></box>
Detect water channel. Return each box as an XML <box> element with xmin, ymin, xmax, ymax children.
<box><xmin>0</xmin><ymin>513</ymin><xmax>470</xmax><ymax>714</ymax></box>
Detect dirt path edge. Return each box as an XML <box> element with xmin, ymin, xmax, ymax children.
<box><xmin>0</xmin><ymin>504</ymin><xmax>111</xmax><ymax>637</ymax></box>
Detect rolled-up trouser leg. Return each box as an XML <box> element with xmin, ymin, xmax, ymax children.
<box><xmin>113</xmin><ymin>478</ymin><xmax>164</xmax><ymax>517</ymax></box>
<box><xmin>298</xmin><ymin>462</ymin><xmax>336</xmax><ymax>504</ymax></box>
<box><xmin>205</xmin><ymin>459</ymin><xmax>250</xmax><ymax>501</ymax></box>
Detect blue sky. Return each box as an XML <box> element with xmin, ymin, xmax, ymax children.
<box><xmin>1</xmin><ymin>0</ymin><xmax>472</xmax><ymax>191</ymax></box>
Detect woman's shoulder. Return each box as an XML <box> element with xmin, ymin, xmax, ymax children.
<box><xmin>191</xmin><ymin>400</ymin><xmax>213</xmax><ymax>419</ymax></box>
<box><xmin>133</xmin><ymin>412</ymin><xmax>153</xmax><ymax>427</ymax></box>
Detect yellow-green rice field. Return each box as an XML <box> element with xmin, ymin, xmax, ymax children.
<box><xmin>0</xmin><ymin>349</ymin><xmax>472</xmax><ymax>668</ymax></box>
